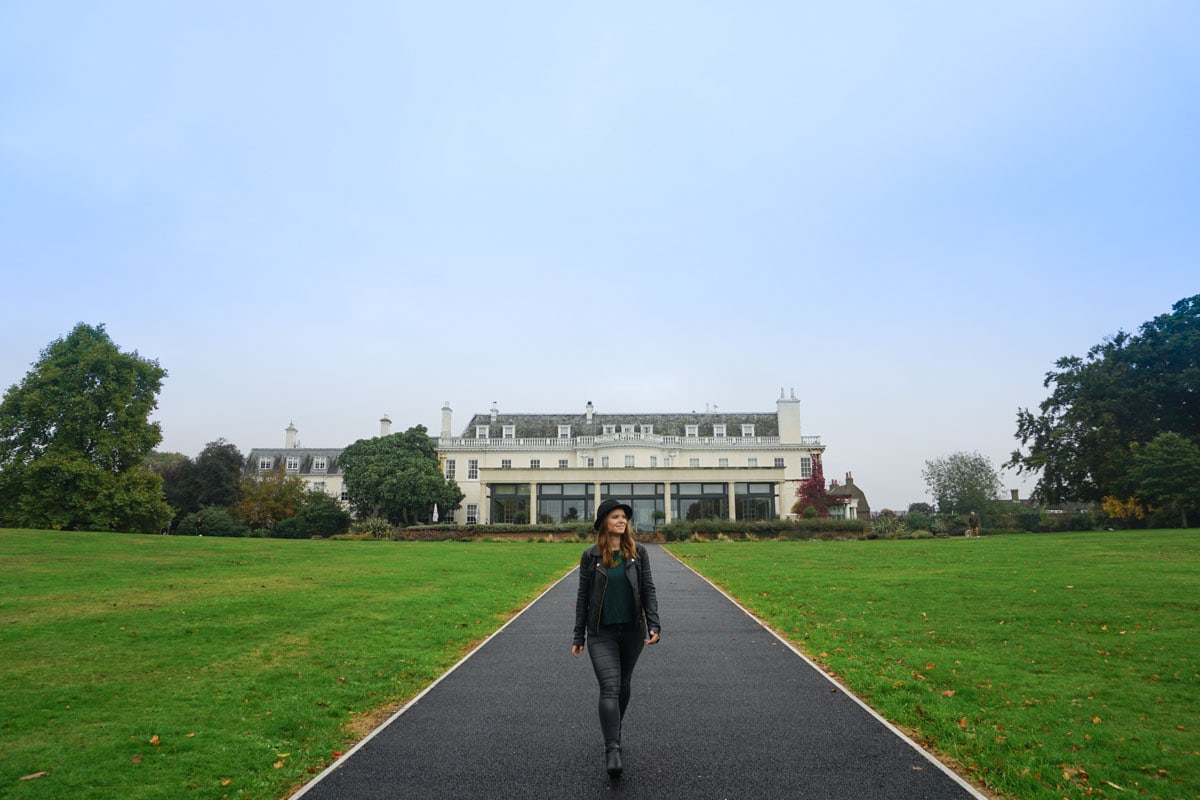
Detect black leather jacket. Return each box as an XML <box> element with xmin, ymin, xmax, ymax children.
<box><xmin>573</xmin><ymin>543</ymin><xmax>661</xmax><ymax>646</ymax></box>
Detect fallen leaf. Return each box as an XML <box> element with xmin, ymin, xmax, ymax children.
<box><xmin>221</xmin><ymin>779</ymin><xmax>231</xmax><ymax>786</ymax></box>
<box><xmin>941</xmin><ymin>690</ymin><xmax>956</xmax><ymax>697</ymax></box>
<box><xmin>276</xmin><ymin>752</ymin><xmax>290</xmax><ymax>758</ymax></box>
<box><xmin>1092</xmin><ymin>716</ymin><xmax>1102</xmax><ymax>724</ymax></box>
<box><xmin>131</xmin><ymin>754</ymin><xmax>143</xmax><ymax>764</ymax></box>
<box><xmin>149</xmin><ymin>735</ymin><xmax>160</xmax><ymax>746</ymax></box>
<box><xmin>187</xmin><ymin>733</ymin><xmax>195</xmax><ymax>738</ymax></box>
<box><xmin>1103</xmin><ymin>780</ymin><xmax>1125</xmax><ymax>790</ymax></box>
<box><xmin>273</xmin><ymin>760</ymin><xmax>285</xmax><ymax>769</ymax></box>
<box><xmin>957</xmin><ymin>718</ymin><xmax>968</xmax><ymax>729</ymax></box>
<box><xmin>20</xmin><ymin>772</ymin><xmax>48</xmax><ymax>781</ymax></box>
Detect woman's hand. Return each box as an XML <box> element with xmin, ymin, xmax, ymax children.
<box><xmin>571</xmin><ymin>644</ymin><xmax>585</xmax><ymax>657</ymax></box>
<box><xmin>644</xmin><ymin>631</ymin><xmax>660</xmax><ymax>645</ymax></box>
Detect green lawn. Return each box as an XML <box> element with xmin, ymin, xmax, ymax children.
<box><xmin>668</xmin><ymin>531</ymin><xmax>1200</xmax><ymax>800</ymax></box>
<box><xmin>0</xmin><ymin>531</ymin><xmax>580</xmax><ymax>800</ymax></box>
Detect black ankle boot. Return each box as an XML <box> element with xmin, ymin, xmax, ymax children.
<box><xmin>605</xmin><ymin>742</ymin><xmax>622</xmax><ymax>777</ymax></box>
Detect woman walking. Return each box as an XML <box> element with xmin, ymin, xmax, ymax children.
<box><xmin>572</xmin><ymin>498</ymin><xmax>661</xmax><ymax>778</ymax></box>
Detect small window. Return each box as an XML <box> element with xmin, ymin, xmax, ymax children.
<box><xmin>530</xmin><ymin>459</ymin><xmax>540</xmax><ymax>469</ymax></box>
<box><xmin>445</xmin><ymin>459</ymin><xmax>456</xmax><ymax>479</ymax></box>
<box><xmin>586</xmin><ymin>457</ymin><xmax>595</xmax><ymax>468</ymax></box>
<box><xmin>340</xmin><ymin>489</ymin><xmax>350</xmax><ymax>502</ymax></box>
<box><xmin>713</xmin><ymin>424</ymin><xmax>726</xmax><ymax>438</ymax></box>
<box><xmin>258</xmin><ymin>457</ymin><xmax>273</xmax><ymax>471</ymax></box>
<box><xmin>685</xmin><ymin>425</ymin><xmax>699</xmax><ymax>437</ymax></box>
<box><xmin>649</xmin><ymin>456</ymin><xmax>657</xmax><ymax>468</ymax></box>
<box><xmin>311</xmin><ymin>481</ymin><xmax>326</xmax><ymax>493</ymax></box>
<box><xmin>476</xmin><ymin>425</ymin><xmax>489</xmax><ymax>439</ymax></box>
<box><xmin>468</xmin><ymin>459</ymin><xmax>479</xmax><ymax>479</ymax></box>
<box><xmin>558</xmin><ymin>425</ymin><xmax>571</xmax><ymax>439</ymax></box>
<box><xmin>689</xmin><ymin>458</ymin><xmax>700</xmax><ymax>467</ymax></box>
<box><xmin>625</xmin><ymin>455</ymin><xmax>635</xmax><ymax>468</ymax></box>
<box><xmin>558</xmin><ymin>459</ymin><xmax>569</xmax><ymax>469</ymax></box>
<box><xmin>601</xmin><ymin>456</ymin><xmax>610</xmax><ymax>468</ymax></box>
<box><xmin>602</xmin><ymin>424</ymin><xmax>615</xmax><ymax>435</ymax></box>
<box><xmin>642</xmin><ymin>424</ymin><xmax>654</xmax><ymax>435</ymax></box>
<box><xmin>501</xmin><ymin>459</ymin><xmax>512</xmax><ymax>469</ymax></box>
<box><xmin>503</xmin><ymin>425</ymin><xmax>515</xmax><ymax>439</ymax></box>
<box><xmin>621</xmin><ymin>424</ymin><xmax>634</xmax><ymax>434</ymax></box>
<box><xmin>774</xmin><ymin>457</ymin><xmax>785</xmax><ymax>468</ymax></box>
<box><xmin>312</xmin><ymin>456</ymin><xmax>328</xmax><ymax>472</ymax></box>
<box><xmin>742</xmin><ymin>424</ymin><xmax>755</xmax><ymax>437</ymax></box>
<box><xmin>466</xmin><ymin>504</ymin><xmax>478</xmax><ymax>524</ymax></box>
<box><xmin>718</xmin><ymin>458</ymin><xmax>729</xmax><ymax>468</ymax></box>
<box><xmin>747</xmin><ymin>457</ymin><xmax>758</xmax><ymax>468</ymax></box>
<box><xmin>285</xmin><ymin>456</ymin><xmax>300</xmax><ymax>472</ymax></box>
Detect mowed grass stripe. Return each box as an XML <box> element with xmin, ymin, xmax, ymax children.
<box><xmin>0</xmin><ymin>531</ymin><xmax>580</xmax><ymax>800</ymax></box>
<box><xmin>668</xmin><ymin>531</ymin><xmax>1200</xmax><ymax>800</ymax></box>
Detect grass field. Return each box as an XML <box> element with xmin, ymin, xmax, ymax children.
<box><xmin>0</xmin><ymin>531</ymin><xmax>580</xmax><ymax>800</ymax></box>
<box><xmin>668</xmin><ymin>531</ymin><xmax>1200</xmax><ymax>800</ymax></box>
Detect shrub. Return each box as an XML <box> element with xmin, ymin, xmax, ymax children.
<box><xmin>350</xmin><ymin>516</ymin><xmax>394</xmax><ymax>539</ymax></box>
<box><xmin>175</xmin><ymin>507</ymin><xmax>248</xmax><ymax>538</ymax></box>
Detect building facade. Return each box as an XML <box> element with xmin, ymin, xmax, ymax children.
<box><xmin>435</xmin><ymin>390</ymin><xmax>827</xmax><ymax>529</ymax></box>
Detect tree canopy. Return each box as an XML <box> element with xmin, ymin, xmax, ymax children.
<box><xmin>1008</xmin><ymin>295</ymin><xmax>1200</xmax><ymax>504</ymax></box>
<box><xmin>0</xmin><ymin>323</ymin><xmax>171</xmax><ymax>533</ymax></box>
<box><xmin>1128</xmin><ymin>432</ymin><xmax>1200</xmax><ymax>527</ymax></box>
<box><xmin>155</xmin><ymin>439</ymin><xmax>244</xmax><ymax>521</ymax></box>
<box><xmin>340</xmin><ymin>425</ymin><xmax>464</xmax><ymax>526</ymax></box>
<box><xmin>921</xmin><ymin>451</ymin><xmax>1002</xmax><ymax>514</ymax></box>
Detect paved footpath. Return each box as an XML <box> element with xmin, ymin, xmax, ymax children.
<box><xmin>292</xmin><ymin>545</ymin><xmax>986</xmax><ymax>800</ymax></box>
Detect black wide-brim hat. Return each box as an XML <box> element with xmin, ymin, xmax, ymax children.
<box><xmin>593</xmin><ymin>498</ymin><xmax>634</xmax><ymax>531</ymax></box>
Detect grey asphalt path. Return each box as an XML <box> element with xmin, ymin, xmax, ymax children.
<box><xmin>292</xmin><ymin>545</ymin><xmax>986</xmax><ymax>800</ymax></box>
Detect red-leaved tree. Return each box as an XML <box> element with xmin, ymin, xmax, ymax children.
<box><xmin>793</xmin><ymin>453</ymin><xmax>842</xmax><ymax>517</ymax></box>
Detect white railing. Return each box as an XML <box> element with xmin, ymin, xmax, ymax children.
<box><xmin>437</xmin><ymin>434</ymin><xmax>822</xmax><ymax>450</ymax></box>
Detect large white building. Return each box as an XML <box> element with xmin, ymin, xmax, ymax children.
<box><xmin>436</xmin><ymin>390</ymin><xmax>830</xmax><ymax>528</ymax></box>
<box><xmin>246</xmin><ymin>390</ymin><xmax>848</xmax><ymax>528</ymax></box>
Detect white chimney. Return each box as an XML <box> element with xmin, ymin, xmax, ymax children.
<box><xmin>285</xmin><ymin>422</ymin><xmax>298</xmax><ymax>449</ymax></box>
<box><xmin>586</xmin><ymin>401</ymin><xmax>594</xmax><ymax>423</ymax></box>
<box><xmin>441</xmin><ymin>401</ymin><xmax>453</xmax><ymax>439</ymax></box>
<box><xmin>776</xmin><ymin>391</ymin><xmax>802</xmax><ymax>444</ymax></box>
<box><xmin>490</xmin><ymin>402</ymin><xmax>499</xmax><ymax>422</ymax></box>
<box><xmin>380</xmin><ymin>415</ymin><xmax>392</xmax><ymax>436</ymax></box>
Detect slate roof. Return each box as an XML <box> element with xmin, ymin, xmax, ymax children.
<box><xmin>244</xmin><ymin>448</ymin><xmax>343</xmax><ymax>475</ymax></box>
<box><xmin>459</xmin><ymin>412</ymin><xmax>780</xmax><ymax>439</ymax></box>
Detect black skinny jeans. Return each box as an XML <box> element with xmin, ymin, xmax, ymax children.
<box><xmin>587</xmin><ymin>623</ymin><xmax>645</xmax><ymax>744</ymax></box>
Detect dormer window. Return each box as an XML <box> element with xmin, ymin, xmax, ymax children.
<box><xmin>685</xmin><ymin>425</ymin><xmax>699</xmax><ymax>437</ymax></box>
<box><xmin>742</xmin><ymin>424</ymin><xmax>755</xmax><ymax>437</ymax></box>
<box><xmin>641</xmin><ymin>424</ymin><xmax>653</xmax><ymax>435</ymax></box>
<box><xmin>621</xmin><ymin>424</ymin><xmax>634</xmax><ymax>434</ymax></box>
<box><xmin>476</xmin><ymin>425</ymin><xmax>489</xmax><ymax>439</ymax></box>
<box><xmin>312</xmin><ymin>456</ymin><xmax>328</xmax><ymax>472</ymax></box>
<box><xmin>502</xmin><ymin>425</ymin><xmax>516</xmax><ymax>439</ymax></box>
<box><xmin>713</xmin><ymin>424</ymin><xmax>726</xmax><ymax>438</ymax></box>
<box><xmin>258</xmin><ymin>457</ymin><xmax>273</xmax><ymax>471</ymax></box>
<box><xmin>558</xmin><ymin>425</ymin><xmax>571</xmax><ymax>439</ymax></box>
<box><xmin>602</xmin><ymin>424</ymin><xmax>615</xmax><ymax>435</ymax></box>
<box><xmin>285</xmin><ymin>456</ymin><xmax>300</xmax><ymax>472</ymax></box>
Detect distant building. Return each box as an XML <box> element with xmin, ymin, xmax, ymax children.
<box><xmin>826</xmin><ymin>472</ymin><xmax>870</xmax><ymax>520</ymax></box>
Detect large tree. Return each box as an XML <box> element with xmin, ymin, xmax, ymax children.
<box><xmin>156</xmin><ymin>439</ymin><xmax>244</xmax><ymax>521</ymax></box>
<box><xmin>1128</xmin><ymin>432</ymin><xmax>1200</xmax><ymax>527</ymax></box>
<box><xmin>0</xmin><ymin>323</ymin><xmax>171</xmax><ymax>533</ymax></box>
<box><xmin>340</xmin><ymin>425</ymin><xmax>464</xmax><ymax>526</ymax></box>
<box><xmin>921</xmin><ymin>451</ymin><xmax>1002</xmax><ymax>514</ymax></box>
<box><xmin>232</xmin><ymin>466</ymin><xmax>308</xmax><ymax>533</ymax></box>
<box><xmin>1009</xmin><ymin>295</ymin><xmax>1200</xmax><ymax>503</ymax></box>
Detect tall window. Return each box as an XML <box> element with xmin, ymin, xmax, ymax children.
<box><xmin>445</xmin><ymin>459</ymin><xmax>456</xmax><ymax>479</ymax></box>
<box><xmin>586</xmin><ymin>457</ymin><xmax>595</xmax><ymax>468</ymax></box>
<box><xmin>649</xmin><ymin>456</ymin><xmax>657</xmax><ymax>468</ymax></box>
<box><xmin>625</xmin><ymin>455</ymin><xmax>635</xmax><ymax>468</ymax></box>
<box><xmin>800</xmin><ymin>456</ymin><xmax>812</xmax><ymax>478</ymax></box>
<box><xmin>468</xmin><ymin>459</ymin><xmax>479</xmax><ymax>479</ymax></box>
<box><xmin>466</xmin><ymin>504</ymin><xmax>478</xmax><ymax>524</ymax></box>
<box><xmin>601</xmin><ymin>456</ymin><xmax>610</xmax><ymax>468</ymax></box>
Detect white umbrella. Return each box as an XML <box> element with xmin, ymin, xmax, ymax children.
<box><xmin>432</xmin><ymin>504</ymin><xmax>439</xmax><ymax>522</ymax></box>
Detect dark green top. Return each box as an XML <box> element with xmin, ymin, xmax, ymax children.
<box><xmin>600</xmin><ymin>551</ymin><xmax>635</xmax><ymax>625</ymax></box>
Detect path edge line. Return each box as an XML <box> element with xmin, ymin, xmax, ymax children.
<box><xmin>662</xmin><ymin>546</ymin><xmax>990</xmax><ymax>800</ymax></box>
<box><xmin>288</xmin><ymin>564</ymin><xmax>580</xmax><ymax>799</ymax></box>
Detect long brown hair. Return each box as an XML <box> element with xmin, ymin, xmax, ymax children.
<box><xmin>597</xmin><ymin>513</ymin><xmax>637</xmax><ymax>568</ymax></box>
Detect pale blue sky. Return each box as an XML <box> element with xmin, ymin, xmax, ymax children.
<box><xmin>2</xmin><ymin>2</ymin><xmax>1196</xmax><ymax>511</ymax></box>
